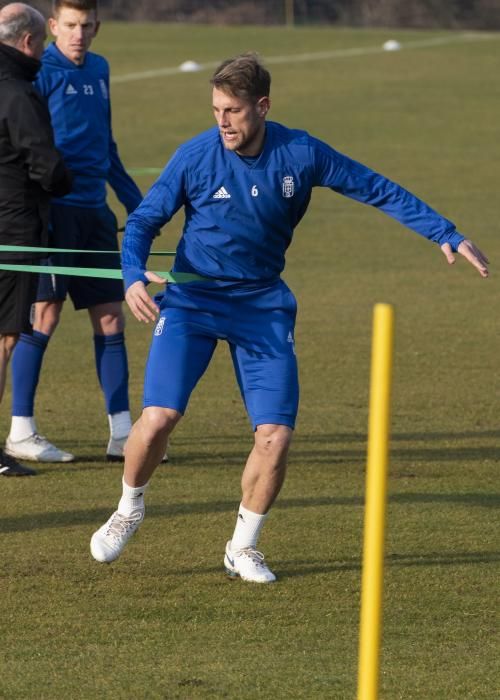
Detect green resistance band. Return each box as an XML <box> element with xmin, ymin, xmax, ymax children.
<box><xmin>128</xmin><ymin>167</ymin><xmax>162</xmax><ymax>176</ymax></box>
<box><xmin>0</xmin><ymin>244</ymin><xmax>175</xmax><ymax>256</ymax></box>
<box><xmin>0</xmin><ymin>263</ymin><xmax>204</xmax><ymax>283</ymax></box>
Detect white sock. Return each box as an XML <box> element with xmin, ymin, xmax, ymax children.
<box><xmin>9</xmin><ymin>416</ymin><xmax>37</xmax><ymax>442</ymax></box>
<box><xmin>230</xmin><ymin>503</ymin><xmax>268</xmax><ymax>551</ymax></box>
<box><xmin>108</xmin><ymin>411</ymin><xmax>132</xmax><ymax>440</ymax></box>
<box><xmin>117</xmin><ymin>477</ymin><xmax>148</xmax><ymax>516</ymax></box>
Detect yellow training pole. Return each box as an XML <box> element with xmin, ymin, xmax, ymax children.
<box><xmin>357</xmin><ymin>303</ymin><xmax>394</xmax><ymax>700</ymax></box>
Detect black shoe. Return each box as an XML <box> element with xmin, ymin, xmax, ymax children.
<box><xmin>0</xmin><ymin>449</ymin><xmax>37</xmax><ymax>476</ymax></box>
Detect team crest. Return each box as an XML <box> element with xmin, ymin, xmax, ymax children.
<box><xmin>282</xmin><ymin>176</ymin><xmax>295</xmax><ymax>198</ymax></box>
<box><xmin>154</xmin><ymin>316</ymin><xmax>166</xmax><ymax>336</ymax></box>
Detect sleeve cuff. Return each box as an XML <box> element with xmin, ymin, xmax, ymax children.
<box><xmin>438</xmin><ymin>230</ymin><xmax>465</xmax><ymax>252</ymax></box>
<box><xmin>122</xmin><ymin>267</ymin><xmax>149</xmax><ymax>291</ymax></box>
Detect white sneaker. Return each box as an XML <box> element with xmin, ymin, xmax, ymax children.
<box><xmin>106</xmin><ymin>436</ymin><xmax>169</xmax><ymax>463</ymax></box>
<box><xmin>90</xmin><ymin>509</ymin><xmax>144</xmax><ymax>563</ymax></box>
<box><xmin>224</xmin><ymin>540</ymin><xmax>277</xmax><ymax>583</ymax></box>
<box><xmin>5</xmin><ymin>434</ymin><xmax>74</xmax><ymax>463</ymax></box>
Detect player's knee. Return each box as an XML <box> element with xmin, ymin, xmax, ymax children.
<box><xmin>140</xmin><ymin>407</ymin><xmax>181</xmax><ymax>441</ymax></box>
<box><xmin>89</xmin><ymin>302</ymin><xmax>125</xmax><ymax>334</ymax></box>
<box><xmin>33</xmin><ymin>301</ymin><xmax>62</xmax><ymax>335</ymax></box>
<box><xmin>0</xmin><ymin>333</ymin><xmax>19</xmax><ymax>356</ymax></box>
<box><xmin>254</xmin><ymin>424</ymin><xmax>293</xmax><ymax>457</ymax></box>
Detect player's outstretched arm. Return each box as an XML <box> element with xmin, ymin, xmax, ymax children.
<box><xmin>125</xmin><ymin>272</ymin><xmax>165</xmax><ymax>323</ymax></box>
<box><xmin>440</xmin><ymin>239</ymin><xmax>489</xmax><ymax>278</ymax></box>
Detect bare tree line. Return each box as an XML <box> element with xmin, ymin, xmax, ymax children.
<box><xmin>18</xmin><ymin>0</ymin><xmax>500</xmax><ymax>28</ymax></box>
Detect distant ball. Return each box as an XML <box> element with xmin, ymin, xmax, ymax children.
<box><xmin>382</xmin><ymin>39</ymin><xmax>401</xmax><ymax>51</ymax></box>
<box><xmin>382</xmin><ymin>40</ymin><xmax>402</xmax><ymax>52</ymax></box>
<box><xmin>179</xmin><ymin>60</ymin><xmax>202</xmax><ymax>72</ymax></box>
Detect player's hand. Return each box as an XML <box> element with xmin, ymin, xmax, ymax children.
<box><xmin>440</xmin><ymin>239</ymin><xmax>489</xmax><ymax>278</ymax></box>
<box><xmin>125</xmin><ymin>276</ymin><xmax>163</xmax><ymax>323</ymax></box>
<box><xmin>145</xmin><ymin>271</ymin><xmax>167</xmax><ymax>285</ymax></box>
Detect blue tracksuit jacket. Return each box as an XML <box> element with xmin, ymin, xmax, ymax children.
<box><xmin>122</xmin><ymin>122</ymin><xmax>464</xmax><ymax>290</ymax></box>
<box><xmin>35</xmin><ymin>42</ymin><xmax>141</xmax><ymax>213</ymax></box>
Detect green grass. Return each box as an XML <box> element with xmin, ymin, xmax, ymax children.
<box><xmin>1</xmin><ymin>24</ymin><xmax>499</xmax><ymax>699</ymax></box>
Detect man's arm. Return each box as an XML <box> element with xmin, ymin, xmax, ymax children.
<box><xmin>122</xmin><ymin>154</ymin><xmax>186</xmax><ymax>322</ymax></box>
<box><xmin>312</xmin><ymin>139</ymin><xmax>488</xmax><ymax>277</ymax></box>
<box><xmin>7</xmin><ymin>90</ymin><xmax>72</xmax><ymax>196</ymax></box>
<box><xmin>108</xmin><ymin>136</ymin><xmax>143</xmax><ymax>214</ymax></box>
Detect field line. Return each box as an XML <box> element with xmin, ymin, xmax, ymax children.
<box><xmin>111</xmin><ymin>32</ymin><xmax>499</xmax><ymax>84</ymax></box>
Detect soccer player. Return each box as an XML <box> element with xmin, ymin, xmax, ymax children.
<box><xmin>5</xmin><ymin>0</ymin><xmax>142</xmax><ymax>464</ymax></box>
<box><xmin>90</xmin><ymin>53</ymin><xmax>488</xmax><ymax>581</ymax></box>
<box><xmin>0</xmin><ymin>2</ymin><xmax>72</xmax><ymax>476</ymax></box>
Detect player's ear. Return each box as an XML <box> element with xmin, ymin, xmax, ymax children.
<box><xmin>257</xmin><ymin>97</ymin><xmax>270</xmax><ymax>117</ymax></box>
<box><xmin>48</xmin><ymin>16</ymin><xmax>58</xmax><ymax>38</ymax></box>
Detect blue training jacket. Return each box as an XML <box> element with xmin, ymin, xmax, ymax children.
<box><xmin>122</xmin><ymin>122</ymin><xmax>464</xmax><ymax>290</ymax></box>
<box><xmin>35</xmin><ymin>42</ymin><xmax>142</xmax><ymax>212</ymax></box>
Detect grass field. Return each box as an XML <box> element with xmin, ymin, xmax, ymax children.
<box><xmin>1</xmin><ymin>23</ymin><xmax>499</xmax><ymax>699</ymax></box>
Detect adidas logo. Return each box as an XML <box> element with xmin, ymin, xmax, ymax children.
<box><xmin>65</xmin><ymin>83</ymin><xmax>78</xmax><ymax>95</ymax></box>
<box><xmin>213</xmin><ymin>186</ymin><xmax>231</xmax><ymax>199</ymax></box>
<box><xmin>287</xmin><ymin>332</ymin><xmax>294</xmax><ymax>343</ymax></box>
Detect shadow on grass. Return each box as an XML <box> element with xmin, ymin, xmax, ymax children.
<box><xmin>40</xmin><ymin>550</ymin><xmax>495</xmax><ymax>578</ymax></box>
<box><xmin>172</xmin><ymin>429</ymin><xmax>499</xmax><ymax>445</ymax></box>
<box><xmin>28</xmin><ymin>428</ymin><xmax>497</xmax><ymax>469</ymax></box>
<box><xmin>2</xmin><ymin>492</ymin><xmax>498</xmax><ymax>533</ymax></box>
<box><xmin>46</xmin><ymin>441</ymin><xmax>498</xmax><ymax>469</ymax></box>
<box><xmin>276</xmin><ymin>550</ymin><xmax>500</xmax><ymax>579</ymax></box>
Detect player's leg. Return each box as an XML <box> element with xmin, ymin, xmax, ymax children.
<box><xmin>224</xmin><ymin>350</ymin><xmax>297</xmax><ymax>583</ymax></box>
<box><xmin>6</xmin><ymin>242</ymin><xmax>73</xmax><ymax>462</ymax></box>
<box><xmin>1</xmin><ymin>270</ymin><xmax>38</xmax><ymax>476</ymax></box>
<box><xmin>8</xmin><ymin>205</ymin><xmax>76</xmax><ymax>462</ymax></box>
<box><xmin>240</xmin><ymin>423</ymin><xmax>293</xmax><ymax>513</ymax></box>
<box><xmin>7</xmin><ymin>299</ymin><xmax>73</xmax><ymax>461</ymax></box>
<box><xmin>224</xmin><ymin>281</ymin><xmax>298</xmax><ymax>582</ymax></box>
<box><xmin>0</xmin><ymin>269</ymin><xmax>29</xmax><ymax>401</ymax></box>
<box><xmin>90</xmin><ymin>406</ymin><xmax>181</xmax><ymax>564</ymax></box>
<box><xmin>0</xmin><ymin>332</ymin><xmax>17</xmax><ymax>403</ymax></box>
<box><xmin>72</xmin><ymin>204</ymin><xmax>136</xmax><ymax>460</ymax></box>
<box><xmin>88</xmin><ymin>300</ymin><xmax>135</xmax><ymax>460</ymax></box>
<box><xmin>90</xmin><ymin>309</ymin><xmax>217</xmax><ymax>563</ymax></box>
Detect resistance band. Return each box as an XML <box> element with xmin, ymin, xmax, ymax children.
<box><xmin>0</xmin><ymin>244</ymin><xmax>205</xmax><ymax>282</ymax></box>
<box><xmin>0</xmin><ymin>263</ymin><xmax>204</xmax><ymax>283</ymax></box>
<box><xmin>0</xmin><ymin>244</ymin><xmax>175</xmax><ymax>256</ymax></box>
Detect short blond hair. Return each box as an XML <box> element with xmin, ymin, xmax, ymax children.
<box><xmin>211</xmin><ymin>52</ymin><xmax>271</xmax><ymax>102</ymax></box>
<box><xmin>52</xmin><ymin>0</ymin><xmax>98</xmax><ymax>16</ymax></box>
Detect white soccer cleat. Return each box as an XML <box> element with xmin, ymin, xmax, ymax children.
<box><xmin>90</xmin><ymin>509</ymin><xmax>144</xmax><ymax>563</ymax></box>
<box><xmin>106</xmin><ymin>436</ymin><xmax>169</xmax><ymax>463</ymax></box>
<box><xmin>5</xmin><ymin>433</ymin><xmax>74</xmax><ymax>463</ymax></box>
<box><xmin>224</xmin><ymin>540</ymin><xmax>277</xmax><ymax>583</ymax></box>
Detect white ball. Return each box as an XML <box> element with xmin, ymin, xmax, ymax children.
<box><xmin>179</xmin><ymin>60</ymin><xmax>202</xmax><ymax>72</ymax></box>
<box><xmin>382</xmin><ymin>40</ymin><xmax>402</xmax><ymax>52</ymax></box>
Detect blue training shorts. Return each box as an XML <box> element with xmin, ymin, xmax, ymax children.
<box><xmin>37</xmin><ymin>203</ymin><xmax>125</xmax><ymax>310</ymax></box>
<box><xmin>143</xmin><ymin>279</ymin><xmax>299</xmax><ymax>430</ymax></box>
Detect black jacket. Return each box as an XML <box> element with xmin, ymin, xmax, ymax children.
<box><xmin>0</xmin><ymin>43</ymin><xmax>72</xmax><ymax>261</ymax></box>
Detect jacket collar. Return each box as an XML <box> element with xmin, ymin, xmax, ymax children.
<box><xmin>45</xmin><ymin>41</ymin><xmax>87</xmax><ymax>69</ymax></box>
<box><xmin>0</xmin><ymin>42</ymin><xmax>41</xmax><ymax>82</ymax></box>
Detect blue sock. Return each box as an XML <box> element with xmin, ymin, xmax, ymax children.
<box><xmin>93</xmin><ymin>332</ymin><xmax>129</xmax><ymax>414</ymax></box>
<box><xmin>11</xmin><ymin>331</ymin><xmax>50</xmax><ymax>416</ymax></box>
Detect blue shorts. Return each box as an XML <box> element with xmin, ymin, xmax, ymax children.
<box><xmin>143</xmin><ymin>279</ymin><xmax>299</xmax><ymax>430</ymax></box>
<box><xmin>37</xmin><ymin>204</ymin><xmax>125</xmax><ymax>310</ymax></box>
